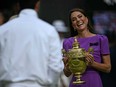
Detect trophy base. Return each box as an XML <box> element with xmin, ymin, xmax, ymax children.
<box><xmin>73</xmin><ymin>73</ymin><xmax>85</xmax><ymax>84</ymax></box>
<box><xmin>73</xmin><ymin>80</ymin><xmax>85</xmax><ymax>84</ymax></box>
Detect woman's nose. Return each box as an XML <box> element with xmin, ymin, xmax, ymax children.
<box><xmin>76</xmin><ymin>18</ymin><xmax>80</xmax><ymax>21</ymax></box>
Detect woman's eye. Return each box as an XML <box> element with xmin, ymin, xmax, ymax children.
<box><xmin>78</xmin><ymin>15</ymin><xmax>82</xmax><ymax>18</ymax></box>
<box><xmin>72</xmin><ymin>19</ymin><xmax>75</xmax><ymax>21</ymax></box>
<box><xmin>72</xmin><ymin>18</ymin><xmax>76</xmax><ymax>21</ymax></box>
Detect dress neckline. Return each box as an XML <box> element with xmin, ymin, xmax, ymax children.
<box><xmin>75</xmin><ymin>34</ymin><xmax>97</xmax><ymax>39</ymax></box>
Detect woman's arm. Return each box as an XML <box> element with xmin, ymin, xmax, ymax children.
<box><xmin>90</xmin><ymin>54</ymin><xmax>111</xmax><ymax>73</ymax></box>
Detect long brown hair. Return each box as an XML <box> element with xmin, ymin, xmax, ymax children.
<box><xmin>68</xmin><ymin>8</ymin><xmax>93</xmax><ymax>37</ymax></box>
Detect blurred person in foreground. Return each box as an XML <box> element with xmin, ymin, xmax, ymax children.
<box><xmin>0</xmin><ymin>0</ymin><xmax>64</xmax><ymax>87</ymax></box>
<box><xmin>62</xmin><ymin>8</ymin><xmax>111</xmax><ymax>87</ymax></box>
<box><xmin>53</xmin><ymin>20</ymin><xmax>70</xmax><ymax>87</ymax></box>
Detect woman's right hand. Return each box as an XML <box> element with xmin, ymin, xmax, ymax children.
<box><xmin>62</xmin><ymin>57</ymin><xmax>72</xmax><ymax>76</ymax></box>
<box><xmin>62</xmin><ymin>57</ymin><xmax>68</xmax><ymax>66</ymax></box>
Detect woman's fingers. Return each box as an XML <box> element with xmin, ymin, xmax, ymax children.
<box><xmin>85</xmin><ymin>53</ymin><xmax>94</xmax><ymax>64</ymax></box>
<box><xmin>62</xmin><ymin>57</ymin><xmax>69</xmax><ymax>66</ymax></box>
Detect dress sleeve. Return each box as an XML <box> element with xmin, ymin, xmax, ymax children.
<box><xmin>63</xmin><ymin>38</ymin><xmax>72</xmax><ymax>52</ymax></box>
<box><xmin>99</xmin><ymin>35</ymin><xmax>110</xmax><ymax>55</ymax></box>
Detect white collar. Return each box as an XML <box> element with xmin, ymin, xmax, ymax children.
<box><xmin>19</xmin><ymin>9</ymin><xmax>39</xmax><ymax>18</ymax></box>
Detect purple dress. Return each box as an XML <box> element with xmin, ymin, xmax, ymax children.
<box><xmin>63</xmin><ymin>34</ymin><xmax>110</xmax><ymax>87</ymax></box>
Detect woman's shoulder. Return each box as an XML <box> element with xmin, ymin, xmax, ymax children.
<box><xmin>63</xmin><ymin>37</ymin><xmax>75</xmax><ymax>44</ymax></box>
<box><xmin>64</xmin><ymin>37</ymin><xmax>73</xmax><ymax>42</ymax></box>
<box><xmin>96</xmin><ymin>34</ymin><xmax>109</xmax><ymax>42</ymax></box>
<box><xmin>97</xmin><ymin>34</ymin><xmax>108</xmax><ymax>39</ymax></box>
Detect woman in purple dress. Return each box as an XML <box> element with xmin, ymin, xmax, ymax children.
<box><xmin>62</xmin><ymin>8</ymin><xmax>111</xmax><ymax>87</ymax></box>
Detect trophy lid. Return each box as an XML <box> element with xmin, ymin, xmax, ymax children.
<box><xmin>72</xmin><ymin>37</ymin><xmax>80</xmax><ymax>49</ymax></box>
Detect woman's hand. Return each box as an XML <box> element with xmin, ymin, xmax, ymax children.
<box><xmin>62</xmin><ymin>57</ymin><xmax>72</xmax><ymax>77</ymax></box>
<box><xmin>62</xmin><ymin>57</ymin><xmax>70</xmax><ymax>70</ymax></box>
<box><xmin>85</xmin><ymin>52</ymin><xmax>94</xmax><ymax>66</ymax></box>
<box><xmin>62</xmin><ymin>57</ymin><xmax>68</xmax><ymax>66</ymax></box>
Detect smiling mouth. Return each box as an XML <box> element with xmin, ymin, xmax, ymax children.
<box><xmin>77</xmin><ymin>21</ymin><xmax>84</xmax><ymax>26</ymax></box>
<box><xmin>77</xmin><ymin>22</ymin><xmax>84</xmax><ymax>27</ymax></box>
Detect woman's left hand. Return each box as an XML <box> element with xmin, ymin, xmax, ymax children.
<box><xmin>85</xmin><ymin>52</ymin><xmax>94</xmax><ymax>66</ymax></box>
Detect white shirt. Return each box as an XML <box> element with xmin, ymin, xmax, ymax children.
<box><xmin>0</xmin><ymin>9</ymin><xmax>64</xmax><ymax>86</ymax></box>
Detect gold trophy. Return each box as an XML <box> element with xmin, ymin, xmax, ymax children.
<box><xmin>62</xmin><ymin>37</ymin><xmax>93</xmax><ymax>84</ymax></box>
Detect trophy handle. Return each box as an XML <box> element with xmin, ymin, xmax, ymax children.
<box><xmin>88</xmin><ymin>47</ymin><xmax>94</xmax><ymax>54</ymax></box>
<box><xmin>62</xmin><ymin>49</ymin><xmax>70</xmax><ymax>65</ymax></box>
<box><xmin>62</xmin><ymin>49</ymin><xmax>67</xmax><ymax>57</ymax></box>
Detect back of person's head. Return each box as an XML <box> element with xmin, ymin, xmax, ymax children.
<box><xmin>0</xmin><ymin>0</ymin><xmax>20</xmax><ymax>24</ymax></box>
<box><xmin>0</xmin><ymin>9</ymin><xmax>13</xmax><ymax>24</ymax></box>
<box><xmin>19</xmin><ymin>0</ymin><xmax>40</xmax><ymax>10</ymax></box>
<box><xmin>0</xmin><ymin>0</ymin><xmax>19</xmax><ymax>10</ymax></box>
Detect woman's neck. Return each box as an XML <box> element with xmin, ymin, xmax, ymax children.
<box><xmin>77</xmin><ymin>30</ymin><xmax>94</xmax><ymax>38</ymax></box>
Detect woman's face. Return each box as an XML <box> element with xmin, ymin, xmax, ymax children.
<box><xmin>71</xmin><ymin>11</ymin><xmax>88</xmax><ymax>31</ymax></box>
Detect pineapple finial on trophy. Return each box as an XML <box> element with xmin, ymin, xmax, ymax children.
<box><xmin>72</xmin><ymin>37</ymin><xmax>80</xmax><ymax>49</ymax></box>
